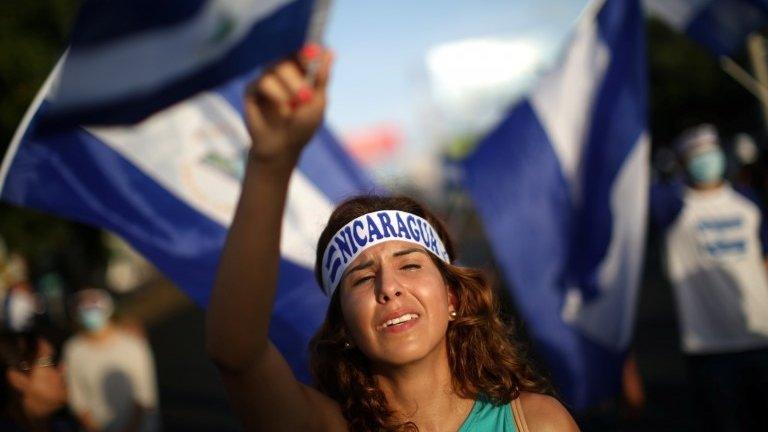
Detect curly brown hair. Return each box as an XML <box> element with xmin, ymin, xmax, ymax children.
<box><xmin>309</xmin><ymin>196</ymin><xmax>551</xmax><ymax>431</ymax></box>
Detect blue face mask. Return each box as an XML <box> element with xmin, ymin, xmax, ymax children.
<box><xmin>79</xmin><ymin>308</ymin><xmax>108</xmax><ymax>332</ymax></box>
<box><xmin>687</xmin><ymin>150</ymin><xmax>725</xmax><ymax>185</ymax></box>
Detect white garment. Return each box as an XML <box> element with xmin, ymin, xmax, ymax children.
<box><xmin>665</xmin><ymin>184</ymin><xmax>768</xmax><ymax>354</ymax></box>
<box><xmin>63</xmin><ymin>329</ymin><xmax>159</xmax><ymax>432</ymax></box>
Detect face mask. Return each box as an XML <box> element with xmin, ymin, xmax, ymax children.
<box><xmin>687</xmin><ymin>150</ymin><xmax>725</xmax><ymax>185</ymax></box>
<box><xmin>7</xmin><ymin>291</ymin><xmax>37</xmax><ymax>332</ymax></box>
<box><xmin>79</xmin><ymin>308</ymin><xmax>108</xmax><ymax>332</ymax></box>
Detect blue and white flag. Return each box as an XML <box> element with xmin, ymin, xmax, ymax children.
<box><xmin>645</xmin><ymin>0</ymin><xmax>768</xmax><ymax>56</ymax></box>
<box><xmin>39</xmin><ymin>0</ymin><xmax>319</xmax><ymax>129</ymax></box>
<box><xmin>462</xmin><ymin>0</ymin><xmax>649</xmax><ymax>409</ymax></box>
<box><xmin>0</xmin><ymin>65</ymin><xmax>375</xmax><ymax>381</ymax></box>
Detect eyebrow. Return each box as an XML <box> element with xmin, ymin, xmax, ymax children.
<box><xmin>343</xmin><ymin>248</ymin><xmax>426</xmax><ymax>279</ymax></box>
<box><xmin>392</xmin><ymin>247</ymin><xmax>425</xmax><ymax>258</ymax></box>
<box><xmin>344</xmin><ymin>259</ymin><xmax>375</xmax><ymax>277</ymax></box>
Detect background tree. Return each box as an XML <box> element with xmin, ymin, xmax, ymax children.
<box><xmin>0</xmin><ymin>0</ymin><xmax>105</xmax><ymax>289</ymax></box>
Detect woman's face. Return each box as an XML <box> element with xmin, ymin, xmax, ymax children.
<box><xmin>12</xmin><ymin>339</ymin><xmax>68</xmax><ymax>414</ymax></box>
<box><xmin>338</xmin><ymin>240</ymin><xmax>455</xmax><ymax>367</ymax></box>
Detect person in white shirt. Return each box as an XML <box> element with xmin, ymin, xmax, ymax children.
<box><xmin>651</xmin><ymin>124</ymin><xmax>768</xmax><ymax>431</ymax></box>
<box><xmin>62</xmin><ymin>288</ymin><xmax>159</xmax><ymax>432</ymax></box>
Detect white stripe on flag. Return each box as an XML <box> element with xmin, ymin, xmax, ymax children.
<box><xmin>530</xmin><ymin>1</ymin><xmax>610</xmax><ymax>204</ymax></box>
<box><xmin>282</xmin><ymin>172</ymin><xmax>335</xmax><ymax>268</ymax></box>
<box><xmin>87</xmin><ymin>91</ymin><xmax>252</xmax><ymax>226</ymax></box>
<box><xmin>49</xmin><ymin>0</ymin><xmax>294</xmax><ymax>108</ymax></box>
<box><xmin>88</xmin><ymin>89</ymin><xmax>332</xmax><ymax>269</ymax></box>
<box><xmin>561</xmin><ymin>132</ymin><xmax>649</xmax><ymax>350</ymax></box>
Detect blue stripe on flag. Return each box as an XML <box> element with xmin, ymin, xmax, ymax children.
<box><xmin>270</xmin><ymin>262</ymin><xmax>328</xmax><ymax>381</ymax></box>
<box><xmin>71</xmin><ymin>0</ymin><xmax>207</xmax><ymax>47</ymax></box>
<box><xmin>463</xmin><ymin>101</ymin><xmax>573</xmax><ymax>324</ymax></box>
<box><xmin>40</xmin><ymin>0</ymin><xmax>314</xmax><ymax>129</ymax></box>
<box><xmin>685</xmin><ymin>0</ymin><xmax>768</xmax><ymax>56</ymax></box>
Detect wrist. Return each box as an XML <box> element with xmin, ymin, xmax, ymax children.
<box><xmin>246</xmin><ymin>152</ymin><xmax>297</xmax><ymax>180</ymax></box>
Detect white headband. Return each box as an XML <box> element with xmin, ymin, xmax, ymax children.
<box><xmin>321</xmin><ymin>210</ymin><xmax>451</xmax><ymax>297</ymax></box>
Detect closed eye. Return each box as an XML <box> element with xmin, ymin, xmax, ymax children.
<box><xmin>353</xmin><ymin>275</ymin><xmax>375</xmax><ymax>286</ymax></box>
<box><xmin>401</xmin><ymin>264</ymin><xmax>421</xmax><ymax>271</ymax></box>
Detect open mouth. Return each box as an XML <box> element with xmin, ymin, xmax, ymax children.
<box><xmin>378</xmin><ymin>313</ymin><xmax>420</xmax><ymax>330</ymax></box>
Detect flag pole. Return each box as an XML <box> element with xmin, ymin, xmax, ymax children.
<box><xmin>720</xmin><ymin>56</ymin><xmax>768</xmax><ymax>102</ymax></box>
<box><xmin>719</xmin><ymin>35</ymin><xmax>768</xmax><ymax>136</ymax></box>
<box><xmin>748</xmin><ymin>33</ymin><xmax>768</xmax><ymax>134</ymax></box>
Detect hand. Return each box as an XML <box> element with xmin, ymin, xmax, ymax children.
<box><xmin>244</xmin><ymin>46</ymin><xmax>333</xmax><ymax>168</ymax></box>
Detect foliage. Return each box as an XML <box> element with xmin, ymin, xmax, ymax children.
<box><xmin>0</xmin><ymin>0</ymin><xmax>79</xmax><ymax>147</ymax></box>
<box><xmin>0</xmin><ymin>1</ymin><xmax>104</xmax><ymax>284</ymax></box>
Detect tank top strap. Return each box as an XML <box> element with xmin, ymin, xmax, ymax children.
<box><xmin>510</xmin><ymin>397</ymin><xmax>530</xmax><ymax>432</ymax></box>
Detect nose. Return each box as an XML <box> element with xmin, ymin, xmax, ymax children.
<box><xmin>376</xmin><ymin>266</ymin><xmax>403</xmax><ymax>303</ymax></box>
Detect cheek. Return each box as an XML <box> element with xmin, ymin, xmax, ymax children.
<box><xmin>340</xmin><ymin>293</ymin><xmax>375</xmax><ymax>341</ymax></box>
<box><xmin>29</xmin><ymin>374</ymin><xmax>53</xmax><ymax>399</ymax></box>
<box><xmin>410</xmin><ymin>272</ymin><xmax>450</xmax><ymax>308</ymax></box>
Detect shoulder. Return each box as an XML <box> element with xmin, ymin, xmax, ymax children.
<box><xmin>114</xmin><ymin>329</ymin><xmax>150</xmax><ymax>350</ymax></box>
<box><xmin>517</xmin><ymin>392</ymin><xmax>579</xmax><ymax>432</ymax></box>
<box><xmin>62</xmin><ymin>335</ymin><xmax>87</xmax><ymax>357</ymax></box>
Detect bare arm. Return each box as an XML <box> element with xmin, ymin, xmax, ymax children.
<box><xmin>621</xmin><ymin>352</ymin><xmax>645</xmax><ymax>416</ymax></box>
<box><xmin>205</xmin><ymin>50</ymin><xmax>346</xmax><ymax>431</ymax></box>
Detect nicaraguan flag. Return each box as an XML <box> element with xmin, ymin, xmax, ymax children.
<box><xmin>39</xmin><ymin>0</ymin><xmax>319</xmax><ymax>129</ymax></box>
<box><xmin>462</xmin><ymin>0</ymin><xmax>649</xmax><ymax>409</ymax></box>
<box><xmin>645</xmin><ymin>0</ymin><xmax>768</xmax><ymax>55</ymax></box>
<box><xmin>0</xmin><ymin>63</ymin><xmax>375</xmax><ymax>381</ymax></box>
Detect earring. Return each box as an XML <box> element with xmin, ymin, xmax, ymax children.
<box><xmin>343</xmin><ymin>341</ymin><xmax>353</xmax><ymax>349</ymax></box>
<box><xmin>449</xmin><ymin>310</ymin><xmax>457</xmax><ymax>321</ymax></box>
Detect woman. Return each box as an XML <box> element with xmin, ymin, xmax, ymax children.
<box><xmin>206</xmin><ymin>46</ymin><xmax>579</xmax><ymax>431</ymax></box>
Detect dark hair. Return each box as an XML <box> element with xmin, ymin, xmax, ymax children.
<box><xmin>309</xmin><ymin>195</ymin><xmax>551</xmax><ymax>431</ymax></box>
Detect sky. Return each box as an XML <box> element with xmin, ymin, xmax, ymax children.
<box><xmin>323</xmin><ymin>0</ymin><xmax>590</xmax><ymax>175</ymax></box>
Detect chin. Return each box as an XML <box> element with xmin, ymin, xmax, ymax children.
<box><xmin>375</xmin><ymin>350</ymin><xmax>428</xmax><ymax>367</ymax></box>
<box><xmin>366</xmin><ymin>335</ymin><xmax>447</xmax><ymax>368</ymax></box>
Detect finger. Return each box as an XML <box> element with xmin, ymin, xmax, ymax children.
<box><xmin>251</xmin><ymin>73</ymin><xmax>292</xmax><ymax>118</ymax></box>
<box><xmin>312</xmin><ymin>50</ymin><xmax>333</xmax><ymax>93</ymax></box>
<box><xmin>243</xmin><ymin>93</ymin><xmax>266</xmax><ymax>137</ymax></box>
<box><xmin>273</xmin><ymin>60</ymin><xmax>312</xmax><ymax>107</ymax></box>
<box><xmin>299</xmin><ymin>43</ymin><xmax>322</xmax><ymax>64</ymax></box>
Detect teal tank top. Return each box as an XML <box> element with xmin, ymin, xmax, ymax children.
<box><xmin>458</xmin><ymin>398</ymin><xmax>518</xmax><ymax>431</ymax></box>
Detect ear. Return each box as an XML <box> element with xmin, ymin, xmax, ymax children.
<box><xmin>6</xmin><ymin>368</ymin><xmax>29</xmax><ymax>393</ymax></box>
<box><xmin>447</xmin><ymin>286</ymin><xmax>457</xmax><ymax>313</ymax></box>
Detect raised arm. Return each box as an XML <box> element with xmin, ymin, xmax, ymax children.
<box><xmin>205</xmin><ymin>49</ymin><xmax>345</xmax><ymax>431</ymax></box>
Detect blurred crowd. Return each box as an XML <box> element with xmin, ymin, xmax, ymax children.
<box><xmin>0</xmin><ymin>239</ymin><xmax>159</xmax><ymax>432</ymax></box>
